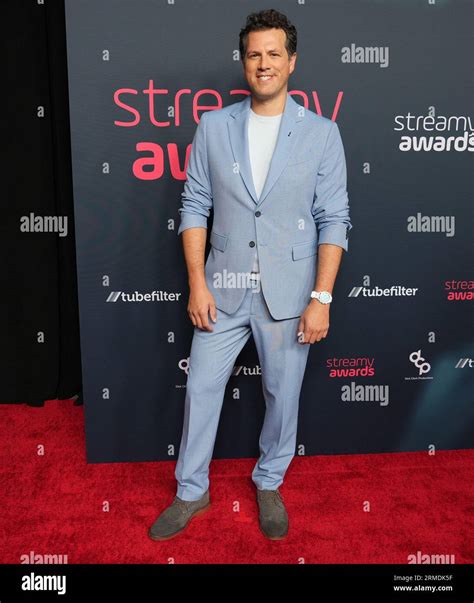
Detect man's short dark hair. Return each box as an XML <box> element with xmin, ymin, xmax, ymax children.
<box><xmin>239</xmin><ymin>8</ymin><xmax>297</xmax><ymax>61</ymax></box>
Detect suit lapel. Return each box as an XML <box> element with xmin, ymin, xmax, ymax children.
<box><xmin>227</xmin><ymin>95</ymin><xmax>258</xmax><ymax>204</ymax></box>
<box><xmin>227</xmin><ymin>92</ymin><xmax>304</xmax><ymax>206</ymax></box>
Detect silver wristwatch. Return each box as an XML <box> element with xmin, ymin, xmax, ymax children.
<box><xmin>310</xmin><ymin>290</ymin><xmax>332</xmax><ymax>304</ymax></box>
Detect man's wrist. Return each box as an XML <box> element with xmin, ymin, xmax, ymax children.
<box><xmin>309</xmin><ymin>298</ymin><xmax>330</xmax><ymax>310</ymax></box>
<box><xmin>188</xmin><ymin>273</ymin><xmax>207</xmax><ymax>289</ymax></box>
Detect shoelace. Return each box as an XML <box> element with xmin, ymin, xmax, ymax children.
<box><xmin>173</xmin><ymin>497</ymin><xmax>192</xmax><ymax>514</ymax></box>
<box><xmin>259</xmin><ymin>490</ymin><xmax>284</xmax><ymax>508</ymax></box>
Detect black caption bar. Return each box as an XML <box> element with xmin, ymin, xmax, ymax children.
<box><xmin>0</xmin><ymin>563</ymin><xmax>472</xmax><ymax>601</ymax></box>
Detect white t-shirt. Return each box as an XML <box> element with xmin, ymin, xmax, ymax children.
<box><xmin>248</xmin><ymin>108</ymin><xmax>283</xmax><ymax>275</ymax></box>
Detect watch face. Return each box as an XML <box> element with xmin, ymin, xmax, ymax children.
<box><xmin>320</xmin><ymin>291</ymin><xmax>331</xmax><ymax>303</ymax></box>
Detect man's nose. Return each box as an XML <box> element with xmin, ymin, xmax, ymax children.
<box><xmin>258</xmin><ymin>55</ymin><xmax>270</xmax><ymax>70</ymax></box>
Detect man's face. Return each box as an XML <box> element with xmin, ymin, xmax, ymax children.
<box><xmin>243</xmin><ymin>28</ymin><xmax>296</xmax><ymax>101</ymax></box>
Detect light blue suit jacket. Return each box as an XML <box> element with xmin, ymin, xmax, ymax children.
<box><xmin>178</xmin><ymin>92</ymin><xmax>353</xmax><ymax>320</ymax></box>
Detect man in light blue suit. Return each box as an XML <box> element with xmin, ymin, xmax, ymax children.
<box><xmin>149</xmin><ymin>8</ymin><xmax>353</xmax><ymax>541</ymax></box>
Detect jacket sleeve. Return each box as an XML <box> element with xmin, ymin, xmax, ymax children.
<box><xmin>177</xmin><ymin>111</ymin><xmax>213</xmax><ymax>236</ymax></box>
<box><xmin>311</xmin><ymin>120</ymin><xmax>353</xmax><ymax>251</ymax></box>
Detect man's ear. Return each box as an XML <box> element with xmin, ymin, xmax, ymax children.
<box><xmin>289</xmin><ymin>52</ymin><xmax>297</xmax><ymax>74</ymax></box>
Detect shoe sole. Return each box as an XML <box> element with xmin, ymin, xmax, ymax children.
<box><xmin>148</xmin><ymin>502</ymin><xmax>211</xmax><ymax>541</ymax></box>
<box><xmin>259</xmin><ymin>524</ymin><xmax>288</xmax><ymax>540</ymax></box>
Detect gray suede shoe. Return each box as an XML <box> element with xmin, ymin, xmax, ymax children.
<box><xmin>148</xmin><ymin>490</ymin><xmax>210</xmax><ymax>541</ymax></box>
<box><xmin>256</xmin><ymin>488</ymin><xmax>288</xmax><ymax>540</ymax></box>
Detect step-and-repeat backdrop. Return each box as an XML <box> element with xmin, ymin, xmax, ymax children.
<box><xmin>65</xmin><ymin>0</ymin><xmax>473</xmax><ymax>463</ymax></box>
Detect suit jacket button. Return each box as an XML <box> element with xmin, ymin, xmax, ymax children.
<box><xmin>249</xmin><ymin>241</ymin><xmax>255</xmax><ymax>247</ymax></box>
<box><xmin>255</xmin><ymin>211</ymin><xmax>261</xmax><ymax>217</ymax></box>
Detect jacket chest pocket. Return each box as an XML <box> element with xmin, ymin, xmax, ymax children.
<box><xmin>287</xmin><ymin>157</ymin><xmax>314</xmax><ymax>167</ymax></box>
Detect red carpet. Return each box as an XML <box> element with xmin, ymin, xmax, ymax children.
<box><xmin>0</xmin><ymin>399</ymin><xmax>472</xmax><ymax>564</ymax></box>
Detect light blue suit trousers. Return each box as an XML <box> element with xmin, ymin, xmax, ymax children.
<box><xmin>175</xmin><ymin>281</ymin><xmax>311</xmax><ymax>501</ymax></box>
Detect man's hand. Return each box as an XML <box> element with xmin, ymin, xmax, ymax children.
<box><xmin>187</xmin><ymin>284</ymin><xmax>217</xmax><ymax>331</ymax></box>
<box><xmin>297</xmin><ymin>301</ymin><xmax>330</xmax><ymax>344</ymax></box>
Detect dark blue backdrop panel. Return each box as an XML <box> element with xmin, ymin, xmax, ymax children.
<box><xmin>64</xmin><ymin>0</ymin><xmax>474</xmax><ymax>463</ymax></box>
